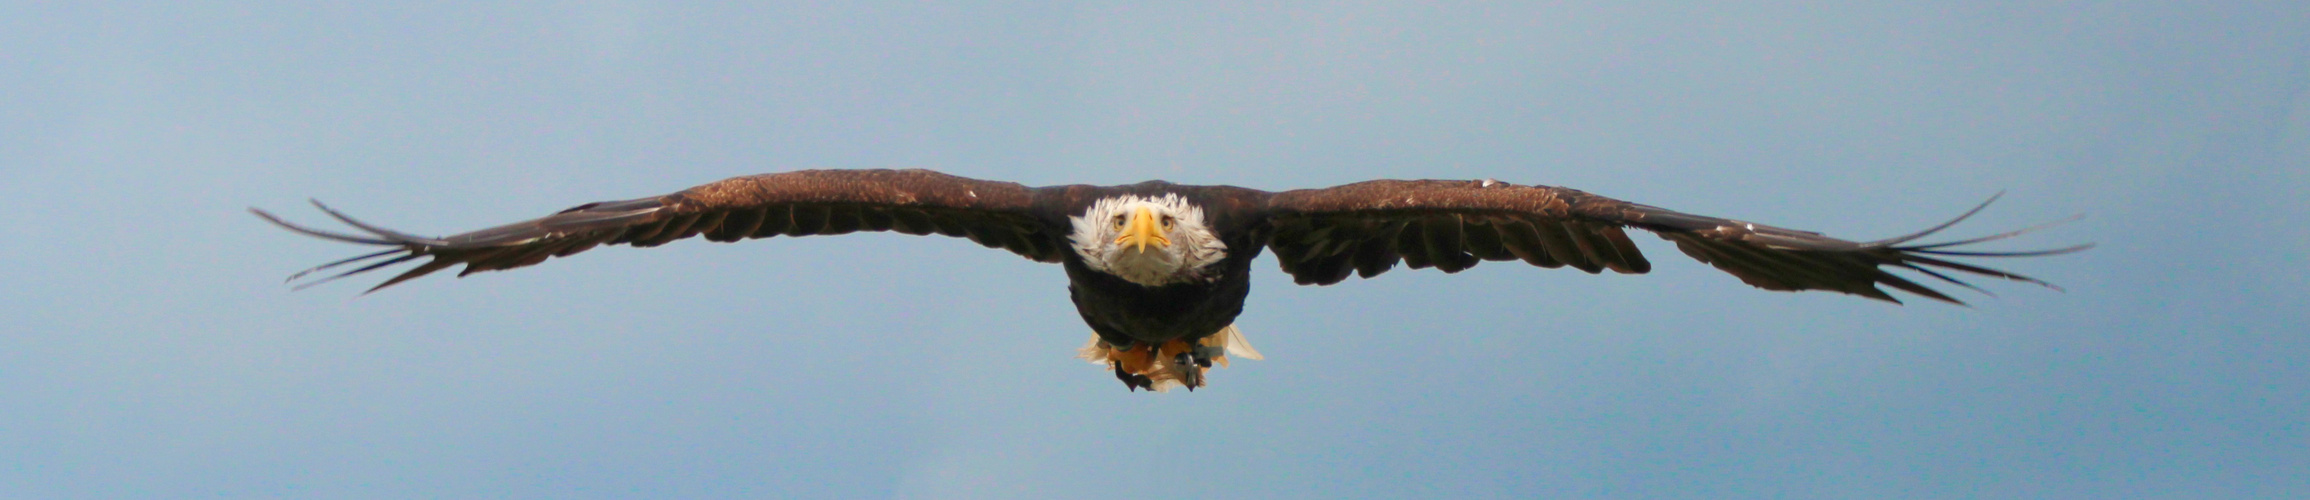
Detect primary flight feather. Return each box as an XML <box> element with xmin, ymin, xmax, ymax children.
<box><xmin>255</xmin><ymin>169</ymin><xmax>2086</xmax><ymax>391</ymax></box>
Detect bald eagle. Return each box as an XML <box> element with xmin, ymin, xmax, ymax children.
<box><xmin>255</xmin><ymin>169</ymin><xmax>2085</xmax><ymax>391</ymax></box>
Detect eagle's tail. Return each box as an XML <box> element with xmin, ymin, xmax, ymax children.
<box><xmin>1077</xmin><ymin>325</ymin><xmax>1264</xmax><ymax>392</ymax></box>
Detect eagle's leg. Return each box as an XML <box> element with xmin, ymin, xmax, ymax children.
<box><xmin>1093</xmin><ymin>340</ymin><xmax>1220</xmax><ymax>391</ymax></box>
<box><xmin>1111</xmin><ymin>359</ymin><xmax>1152</xmax><ymax>391</ymax></box>
<box><xmin>1148</xmin><ymin>340</ymin><xmax>1209</xmax><ymax>391</ymax></box>
<box><xmin>1105</xmin><ymin>342</ymin><xmax>1156</xmax><ymax>391</ymax></box>
<box><xmin>1189</xmin><ymin>344</ymin><xmax>1219</xmax><ymax>368</ymax></box>
<box><xmin>1173</xmin><ymin>351</ymin><xmax>1205</xmax><ymax>391</ymax></box>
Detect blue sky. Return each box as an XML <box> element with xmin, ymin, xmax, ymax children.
<box><xmin>4</xmin><ymin>2</ymin><xmax>2305</xmax><ymax>498</ymax></box>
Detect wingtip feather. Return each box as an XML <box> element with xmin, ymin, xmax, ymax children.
<box><xmin>309</xmin><ymin>199</ymin><xmax>450</xmax><ymax>246</ymax></box>
<box><xmin>252</xmin><ymin>205</ymin><xmax>400</xmax><ymax>245</ymax></box>
<box><xmin>1864</xmin><ymin>192</ymin><xmax>2002</xmax><ymax>247</ymax></box>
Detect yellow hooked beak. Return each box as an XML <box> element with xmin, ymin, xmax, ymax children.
<box><xmin>1115</xmin><ymin>207</ymin><xmax>1172</xmax><ymax>253</ymax></box>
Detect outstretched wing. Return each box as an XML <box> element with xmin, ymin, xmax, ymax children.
<box><xmin>254</xmin><ymin>169</ymin><xmax>1065</xmax><ymax>292</ymax></box>
<box><xmin>1262</xmin><ymin>179</ymin><xmax>2087</xmax><ymax>304</ymax></box>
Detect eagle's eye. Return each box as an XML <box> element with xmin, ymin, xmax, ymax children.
<box><xmin>1160</xmin><ymin>215</ymin><xmax>1175</xmax><ymax>229</ymax></box>
<box><xmin>1112</xmin><ymin>215</ymin><xmax>1127</xmax><ymax>228</ymax></box>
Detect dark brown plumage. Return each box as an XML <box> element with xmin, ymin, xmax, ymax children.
<box><xmin>256</xmin><ymin>168</ymin><xmax>2086</xmax><ymax>391</ymax></box>
<box><xmin>1258</xmin><ymin>178</ymin><xmax>2084</xmax><ymax>304</ymax></box>
<box><xmin>257</xmin><ymin>170</ymin><xmax>1069</xmax><ymax>291</ymax></box>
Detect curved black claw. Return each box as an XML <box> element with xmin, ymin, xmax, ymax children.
<box><xmin>1111</xmin><ymin>361</ymin><xmax>1151</xmax><ymax>392</ymax></box>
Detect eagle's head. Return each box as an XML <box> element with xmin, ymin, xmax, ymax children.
<box><xmin>1068</xmin><ymin>194</ymin><xmax>1228</xmax><ymax>287</ymax></box>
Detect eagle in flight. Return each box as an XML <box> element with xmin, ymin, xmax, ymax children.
<box><xmin>255</xmin><ymin>169</ymin><xmax>2085</xmax><ymax>392</ymax></box>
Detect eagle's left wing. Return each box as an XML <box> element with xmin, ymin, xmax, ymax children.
<box><xmin>1261</xmin><ymin>179</ymin><xmax>2085</xmax><ymax>304</ymax></box>
<box><xmin>254</xmin><ymin>169</ymin><xmax>1065</xmax><ymax>293</ymax></box>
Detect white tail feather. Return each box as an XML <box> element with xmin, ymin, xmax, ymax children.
<box><xmin>1076</xmin><ymin>335</ymin><xmax>1112</xmax><ymax>365</ymax></box>
<box><xmin>1205</xmin><ymin>324</ymin><xmax>1264</xmax><ymax>361</ymax></box>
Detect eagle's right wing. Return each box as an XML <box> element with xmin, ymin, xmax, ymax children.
<box><xmin>1262</xmin><ymin>178</ymin><xmax>2088</xmax><ymax>304</ymax></box>
<box><xmin>254</xmin><ymin>169</ymin><xmax>1066</xmax><ymax>292</ymax></box>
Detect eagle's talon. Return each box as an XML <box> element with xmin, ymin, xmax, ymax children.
<box><xmin>1189</xmin><ymin>346</ymin><xmax>1217</xmax><ymax>368</ymax></box>
<box><xmin>1173</xmin><ymin>352</ymin><xmax>1206</xmax><ymax>390</ymax></box>
<box><xmin>1111</xmin><ymin>360</ymin><xmax>1148</xmax><ymax>391</ymax></box>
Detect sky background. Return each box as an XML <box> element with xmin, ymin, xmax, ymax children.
<box><xmin>4</xmin><ymin>2</ymin><xmax>2306</xmax><ymax>498</ymax></box>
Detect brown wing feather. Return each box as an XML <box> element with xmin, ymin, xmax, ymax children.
<box><xmin>254</xmin><ymin>169</ymin><xmax>1062</xmax><ymax>293</ymax></box>
<box><xmin>1263</xmin><ymin>179</ymin><xmax>2087</xmax><ymax>304</ymax></box>
<box><xmin>1266</xmin><ymin>179</ymin><xmax>1647</xmax><ymax>284</ymax></box>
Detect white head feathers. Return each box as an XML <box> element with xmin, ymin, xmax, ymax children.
<box><xmin>1068</xmin><ymin>194</ymin><xmax>1228</xmax><ymax>287</ymax></box>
